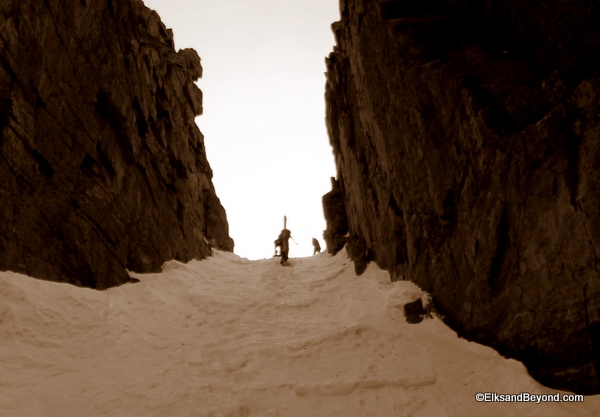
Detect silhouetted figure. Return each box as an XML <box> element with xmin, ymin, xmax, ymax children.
<box><xmin>312</xmin><ymin>238</ymin><xmax>321</xmax><ymax>255</ymax></box>
<box><xmin>278</xmin><ymin>228</ymin><xmax>292</xmax><ymax>265</ymax></box>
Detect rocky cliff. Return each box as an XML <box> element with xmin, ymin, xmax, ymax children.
<box><xmin>0</xmin><ymin>0</ymin><xmax>233</xmax><ymax>289</ymax></box>
<box><xmin>324</xmin><ymin>0</ymin><xmax>600</xmax><ymax>393</ymax></box>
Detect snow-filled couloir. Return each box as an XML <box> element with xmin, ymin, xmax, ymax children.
<box><xmin>1</xmin><ymin>250</ymin><xmax>597</xmax><ymax>416</ymax></box>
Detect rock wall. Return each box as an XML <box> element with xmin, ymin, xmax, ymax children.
<box><xmin>324</xmin><ymin>0</ymin><xmax>600</xmax><ymax>393</ymax></box>
<box><xmin>0</xmin><ymin>0</ymin><xmax>233</xmax><ymax>289</ymax></box>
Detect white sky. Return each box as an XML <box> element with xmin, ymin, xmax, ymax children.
<box><xmin>141</xmin><ymin>0</ymin><xmax>340</xmax><ymax>259</ymax></box>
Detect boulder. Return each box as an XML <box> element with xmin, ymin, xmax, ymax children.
<box><xmin>403</xmin><ymin>299</ymin><xmax>426</xmax><ymax>324</ymax></box>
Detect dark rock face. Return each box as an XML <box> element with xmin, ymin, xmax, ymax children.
<box><xmin>0</xmin><ymin>0</ymin><xmax>233</xmax><ymax>289</ymax></box>
<box><xmin>322</xmin><ymin>177</ymin><xmax>349</xmax><ymax>255</ymax></box>
<box><xmin>324</xmin><ymin>0</ymin><xmax>600</xmax><ymax>393</ymax></box>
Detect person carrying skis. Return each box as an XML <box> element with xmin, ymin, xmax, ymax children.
<box><xmin>312</xmin><ymin>238</ymin><xmax>321</xmax><ymax>255</ymax></box>
<box><xmin>278</xmin><ymin>228</ymin><xmax>292</xmax><ymax>265</ymax></box>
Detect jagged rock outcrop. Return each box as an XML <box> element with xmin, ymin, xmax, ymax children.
<box><xmin>322</xmin><ymin>177</ymin><xmax>349</xmax><ymax>255</ymax></box>
<box><xmin>0</xmin><ymin>0</ymin><xmax>233</xmax><ymax>289</ymax></box>
<box><xmin>324</xmin><ymin>0</ymin><xmax>600</xmax><ymax>393</ymax></box>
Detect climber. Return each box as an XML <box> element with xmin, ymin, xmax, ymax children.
<box><xmin>312</xmin><ymin>238</ymin><xmax>321</xmax><ymax>255</ymax></box>
<box><xmin>277</xmin><ymin>228</ymin><xmax>292</xmax><ymax>265</ymax></box>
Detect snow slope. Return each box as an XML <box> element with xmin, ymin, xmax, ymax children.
<box><xmin>0</xmin><ymin>250</ymin><xmax>597</xmax><ymax>416</ymax></box>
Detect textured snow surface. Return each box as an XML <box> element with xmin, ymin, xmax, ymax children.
<box><xmin>1</xmin><ymin>250</ymin><xmax>597</xmax><ymax>416</ymax></box>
